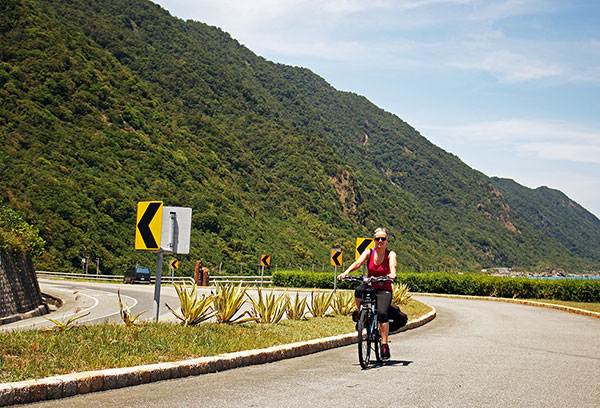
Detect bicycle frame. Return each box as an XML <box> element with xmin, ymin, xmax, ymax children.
<box><xmin>345</xmin><ymin>275</ymin><xmax>391</xmax><ymax>369</ymax></box>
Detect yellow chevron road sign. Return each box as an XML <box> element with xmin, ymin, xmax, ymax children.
<box><xmin>354</xmin><ymin>237</ymin><xmax>374</xmax><ymax>260</ymax></box>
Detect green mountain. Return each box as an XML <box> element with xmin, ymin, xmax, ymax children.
<box><xmin>491</xmin><ymin>178</ymin><xmax>600</xmax><ymax>266</ymax></box>
<box><xmin>1</xmin><ymin>0</ymin><xmax>599</xmax><ymax>274</ymax></box>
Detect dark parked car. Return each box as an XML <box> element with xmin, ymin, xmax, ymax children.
<box><xmin>123</xmin><ymin>266</ymin><xmax>151</xmax><ymax>284</ymax></box>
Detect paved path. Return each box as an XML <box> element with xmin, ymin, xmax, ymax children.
<box><xmin>26</xmin><ymin>296</ymin><xmax>600</xmax><ymax>407</ymax></box>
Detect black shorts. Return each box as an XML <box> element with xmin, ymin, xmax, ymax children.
<box><xmin>354</xmin><ymin>285</ymin><xmax>392</xmax><ymax>323</ymax></box>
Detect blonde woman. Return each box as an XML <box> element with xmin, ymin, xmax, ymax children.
<box><xmin>338</xmin><ymin>227</ymin><xmax>397</xmax><ymax>360</ymax></box>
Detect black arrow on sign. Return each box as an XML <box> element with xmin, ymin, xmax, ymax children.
<box><xmin>356</xmin><ymin>239</ymin><xmax>373</xmax><ymax>256</ymax></box>
<box><xmin>261</xmin><ymin>254</ymin><xmax>270</xmax><ymax>266</ymax></box>
<box><xmin>137</xmin><ymin>202</ymin><xmax>161</xmax><ymax>249</ymax></box>
<box><xmin>332</xmin><ymin>251</ymin><xmax>342</xmax><ymax>266</ymax></box>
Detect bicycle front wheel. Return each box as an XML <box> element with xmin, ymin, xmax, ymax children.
<box><xmin>374</xmin><ymin>326</ymin><xmax>382</xmax><ymax>363</ymax></box>
<box><xmin>357</xmin><ymin>308</ymin><xmax>371</xmax><ymax>369</ymax></box>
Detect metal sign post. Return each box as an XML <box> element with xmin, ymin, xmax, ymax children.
<box><xmin>334</xmin><ymin>265</ymin><xmax>338</xmax><ymax>292</ymax></box>
<box><xmin>153</xmin><ymin>250</ymin><xmax>164</xmax><ymax>321</ymax></box>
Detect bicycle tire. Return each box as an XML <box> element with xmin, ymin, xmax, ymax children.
<box><xmin>357</xmin><ymin>308</ymin><xmax>371</xmax><ymax>369</ymax></box>
<box><xmin>374</xmin><ymin>326</ymin><xmax>382</xmax><ymax>363</ymax></box>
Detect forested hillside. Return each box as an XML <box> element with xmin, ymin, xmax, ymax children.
<box><xmin>1</xmin><ymin>0</ymin><xmax>598</xmax><ymax>274</ymax></box>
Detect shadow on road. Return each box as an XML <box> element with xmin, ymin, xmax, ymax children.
<box><xmin>353</xmin><ymin>360</ymin><xmax>413</xmax><ymax>370</ymax></box>
<box><xmin>379</xmin><ymin>360</ymin><xmax>412</xmax><ymax>367</ymax></box>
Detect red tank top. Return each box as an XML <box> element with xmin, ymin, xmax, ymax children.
<box><xmin>368</xmin><ymin>249</ymin><xmax>392</xmax><ymax>291</ymax></box>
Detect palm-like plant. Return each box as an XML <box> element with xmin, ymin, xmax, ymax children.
<box><xmin>331</xmin><ymin>290</ymin><xmax>356</xmax><ymax>315</ymax></box>
<box><xmin>212</xmin><ymin>283</ymin><xmax>256</xmax><ymax>324</ymax></box>
<box><xmin>392</xmin><ymin>282</ymin><xmax>412</xmax><ymax>305</ymax></box>
<box><xmin>247</xmin><ymin>289</ymin><xmax>288</xmax><ymax>324</ymax></box>
<box><xmin>308</xmin><ymin>291</ymin><xmax>334</xmax><ymax>318</ymax></box>
<box><xmin>166</xmin><ymin>282</ymin><xmax>215</xmax><ymax>326</ymax></box>
<box><xmin>286</xmin><ymin>292</ymin><xmax>308</xmax><ymax>320</ymax></box>
<box><xmin>118</xmin><ymin>289</ymin><xmax>146</xmax><ymax>326</ymax></box>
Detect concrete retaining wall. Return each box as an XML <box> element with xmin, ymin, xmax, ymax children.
<box><xmin>0</xmin><ymin>252</ymin><xmax>47</xmax><ymax>323</ymax></box>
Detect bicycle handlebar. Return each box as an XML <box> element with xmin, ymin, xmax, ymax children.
<box><xmin>343</xmin><ymin>276</ymin><xmax>393</xmax><ymax>284</ymax></box>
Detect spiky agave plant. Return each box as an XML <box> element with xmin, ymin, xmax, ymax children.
<box><xmin>331</xmin><ymin>290</ymin><xmax>356</xmax><ymax>315</ymax></box>
<box><xmin>212</xmin><ymin>283</ymin><xmax>256</xmax><ymax>324</ymax></box>
<box><xmin>118</xmin><ymin>289</ymin><xmax>146</xmax><ymax>326</ymax></box>
<box><xmin>392</xmin><ymin>282</ymin><xmax>412</xmax><ymax>305</ymax></box>
<box><xmin>166</xmin><ymin>283</ymin><xmax>215</xmax><ymax>326</ymax></box>
<box><xmin>43</xmin><ymin>312</ymin><xmax>90</xmax><ymax>331</ymax></box>
<box><xmin>308</xmin><ymin>291</ymin><xmax>335</xmax><ymax>318</ymax></box>
<box><xmin>247</xmin><ymin>289</ymin><xmax>288</xmax><ymax>324</ymax></box>
<box><xmin>286</xmin><ymin>292</ymin><xmax>308</xmax><ymax>320</ymax></box>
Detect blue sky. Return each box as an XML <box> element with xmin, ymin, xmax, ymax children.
<box><xmin>154</xmin><ymin>0</ymin><xmax>600</xmax><ymax>219</ymax></box>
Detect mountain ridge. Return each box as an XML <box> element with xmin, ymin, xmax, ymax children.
<box><xmin>1</xmin><ymin>0</ymin><xmax>598</xmax><ymax>274</ymax></box>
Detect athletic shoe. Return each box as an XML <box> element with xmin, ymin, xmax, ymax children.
<box><xmin>352</xmin><ymin>309</ymin><xmax>359</xmax><ymax>322</ymax></box>
<box><xmin>381</xmin><ymin>344</ymin><xmax>391</xmax><ymax>360</ymax></box>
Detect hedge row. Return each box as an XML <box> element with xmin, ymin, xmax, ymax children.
<box><xmin>273</xmin><ymin>271</ymin><xmax>353</xmax><ymax>290</ymax></box>
<box><xmin>273</xmin><ymin>271</ymin><xmax>600</xmax><ymax>303</ymax></box>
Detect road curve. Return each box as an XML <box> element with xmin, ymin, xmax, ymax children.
<box><xmin>26</xmin><ymin>296</ymin><xmax>600</xmax><ymax>407</ymax></box>
<box><xmin>1</xmin><ymin>279</ymin><xmax>183</xmax><ymax>331</ymax></box>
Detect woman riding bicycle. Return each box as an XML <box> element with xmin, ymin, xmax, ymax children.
<box><xmin>338</xmin><ymin>227</ymin><xmax>397</xmax><ymax>360</ymax></box>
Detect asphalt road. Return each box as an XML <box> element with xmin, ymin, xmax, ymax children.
<box><xmin>1</xmin><ymin>279</ymin><xmax>185</xmax><ymax>331</ymax></box>
<box><xmin>25</xmin><ymin>295</ymin><xmax>600</xmax><ymax>407</ymax></box>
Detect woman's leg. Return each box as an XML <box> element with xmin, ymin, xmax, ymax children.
<box><xmin>376</xmin><ymin>290</ymin><xmax>392</xmax><ymax>344</ymax></box>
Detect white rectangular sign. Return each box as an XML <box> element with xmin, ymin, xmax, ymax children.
<box><xmin>160</xmin><ymin>206</ymin><xmax>192</xmax><ymax>254</ymax></box>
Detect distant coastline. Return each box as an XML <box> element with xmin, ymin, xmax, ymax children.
<box><xmin>482</xmin><ymin>267</ymin><xmax>600</xmax><ymax>279</ymax></box>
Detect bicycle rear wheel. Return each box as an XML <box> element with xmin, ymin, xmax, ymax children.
<box><xmin>357</xmin><ymin>309</ymin><xmax>371</xmax><ymax>369</ymax></box>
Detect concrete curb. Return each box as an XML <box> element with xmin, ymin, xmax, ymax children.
<box><xmin>0</xmin><ymin>304</ymin><xmax>49</xmax><ymax>326</ymax></box>
<box><xmin>0</xmin><ymin>308</ymin><xmax>436</xmax><ymax>406</ymax></box>
<box><xmin>414</xmin><ymin>292</ymin><xmax>600</xmax><ymax>319</ymax></box>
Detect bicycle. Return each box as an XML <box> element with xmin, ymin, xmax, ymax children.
<box><xmin>343</xmin><ymin>275</ymin><xmax>393</xmax><ymax>369</ymax></box>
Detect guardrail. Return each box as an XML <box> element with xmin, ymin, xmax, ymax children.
<box><xmin>209</xmin><ymin>275</ymin><xmax>273</xmax><ymax>286</ymax></box>
<box><xmin>36</xmin><ymin>271</ymin><xmax>194</xmax><ymax>285</ymax></box>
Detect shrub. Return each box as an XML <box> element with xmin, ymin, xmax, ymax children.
<box><xmin>0</xmin><ymin>207</ymin><xmax>45</xmax><ymax>256</ymax></box>
<box><xmin>392</xmin><ymin>283</ymin><xmax>412</xmax><ymax>305</ymax></box>
<box><xmin>286</xmin><ymin>292</ymin><xmax>308</xmax><ymax>320</ymax></box>
<box><xmin>166</xmin><ymin>283</ymin><xmax>214</xmax><ymax>326</ymax></box>
<box><xmin>247</xmin><ymin>289</ymin><xmax>288</xmax><ymax>324</ymax></box>
<box><xmin>273</xmin><ymin>270</ymin><xmax>600</xmax><ymax>303</ymax></box>
<box><xmin>308</xmin><ymin>291</ymin><xmax>334</xmax><ymax>317</ymax></box>
<box><xmin>118</xmin><ymin>290</ymin><xmax>146</xmax><ymax>326</ymax></box>
<box><xmin>331</xmin><ymin>290</ymin><xmax>355</xmax><ymax>315</ymax></box>
<box><xmin>212</xmin><ymin>283</ymin><xmax>256</xmax><ymax>324</ymax></box>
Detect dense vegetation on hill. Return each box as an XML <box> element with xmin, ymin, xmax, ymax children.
<box><xmin>1</xmin><ymin>0</ymin><xmax>599</xmax><ymax>274</ymax></box>
<box><xmin>491</xmin><ymin>178</ymin><xmax>600</xmax><ymax>266</ymax></box>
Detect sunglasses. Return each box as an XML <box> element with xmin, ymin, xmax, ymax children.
<box><xmin>374</xmin><ymin>237</ymin><xmax>387</xmax><ymax>242</ymax></box>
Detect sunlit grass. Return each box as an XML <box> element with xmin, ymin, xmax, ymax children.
<box><xmin>526</xmin><ymin>299</ymin><xmax>600</xmax><ymax>313</ymax></box>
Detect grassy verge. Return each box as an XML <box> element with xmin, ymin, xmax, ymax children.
<box><xmin>526</xmin><ymin>299</ymin><xmax>600</xmax><ymax>313</ymax></box>
<box><xmin>0</xmin><ymin>298</ymin><xmax>431</xmax><ymax>383</ymax></box>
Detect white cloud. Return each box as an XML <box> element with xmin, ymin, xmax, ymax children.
<box><xmin>422</xmin><ymin>119</ymin><xmax>600</xmax><ymax>164</ymax></box>
<box><xmin>449</xmin><ymin>50</ymin><xmax>565</xmax><ymax>82</ymax></box>
<box><xmin>521</xmin><ymin>143</ymin><xmax>600</xmax><ymax>164</ymax></box>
